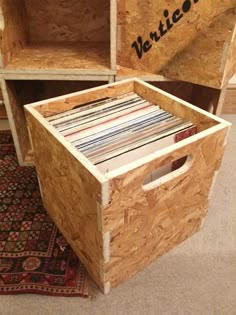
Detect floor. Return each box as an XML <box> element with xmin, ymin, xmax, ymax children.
<box><xmin>0</xmin><ymin>115</ymin><xmax>235</xmax><ymax>315</ymax></box>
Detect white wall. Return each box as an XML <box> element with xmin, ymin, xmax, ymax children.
<box><xmin>229</xmin><ymin>74</ymin><xmax>236</xmax><ymax>84</ymax></box>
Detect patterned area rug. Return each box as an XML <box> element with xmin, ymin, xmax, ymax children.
<box><xmin>0</xmin><ymin>130</ymin><xmax>88</xmax><ymax>297</ymax></box>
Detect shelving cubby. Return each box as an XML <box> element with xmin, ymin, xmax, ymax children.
<box><xmin>0</xmin><ymin>0</ymin><xmax>116</xmax><ymax>75</ymax></box>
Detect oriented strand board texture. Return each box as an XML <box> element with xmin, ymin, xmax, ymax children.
<box><xmin>151</xmin><ymin>81</ymin><xmax>194</xmax><ymax>104</ymax></box>
<box><xmin>25</xmin><ymin>111</ymin><xmax>105</xmax><ymax>290</ymax></box>
<box><xmin>5</xmin><ymin>43</ymin><xmax>111</xmax><ymax>72</ymax></box>
<box><xmin>103</xmin><ymin>128</ymin><xmax>228</xmax><ymax>288</ymax></box>
<box><xmin>0</xmin><ymin>0</ymin><xmax>28</xmax><ymax>67</ymax></box>
<box><xmin>161</xmin><ymin>9</ymin><xmax>236</xmax><ymax>88</ymax></box>
<box><xmin>24</xmin><ymin>0</ymin><xmax>110</xmax><ymax>43</ymax></box>
<box><xmin>117</xmin><ymin>0</ymin><xmax>236</xmax><ymax>88</ymax></box>
<box><xmin>37</xmin><ymin>81</ymin><xmax>134</xmax><ymax>117</ymax></box>
<box><xmin>153</xmin><ymin>81</ymin><xmax>221</xmax><ymax>113</ymax></box>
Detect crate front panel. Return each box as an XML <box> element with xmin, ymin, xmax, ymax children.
<box><xmin>117</xmin><ymin>0</ymin><xmax>236</xmax><ymax>88</ymax></box>
<box><xmin>103</xmin><ymin>128</ymin><xmax>228</xmax><ymax>288</ymax></box>
<box><xmin>25</xmin><ymin>0</ymin><xmax>110</xmax><ymax>43</ymax></box>
<box><xmin>25</xmin><ymin>111</ymin><xmax>105</xmax><ymax>289</ymax></box>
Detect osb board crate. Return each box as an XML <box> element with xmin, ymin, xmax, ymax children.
<box><xmin>117</xmin><ymin>0</ymin><xmax>236</xmax><ymax>89</ymax></box>
<box><xmin>0</xmin><ymin>0</ymin><xmax>116</xmax><ymax>75</ymax></box>
<box><xmin>1</xmin><ymin>79</ymin><xmax>110</xmax><ymax>166</ymax></box>
<box><xmin>24</xmin><ymin>79</ymin><xmax>231</xmax><ymax>293</ymax></box>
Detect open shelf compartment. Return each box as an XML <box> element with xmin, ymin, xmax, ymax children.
<box><xmin>0</xmin><ymin>0</ymin><xmax>115</xmax><ymax>74</ymax></box>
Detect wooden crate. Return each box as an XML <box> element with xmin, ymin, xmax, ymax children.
<box><xmin>0</xmin><ymin>0</ymin><xmax>116</xmax><ymax>75</ymax></box>
<box><xmin>24</xmin><ymin>79</ymin><xmax>231</xmax><ymax>293</ymax></box>
<box><xmin>1</xmin><ymin>79</ymin><xmax>110</xmax><ymax>165</ymax></box>
<box><xmin>117</xmin><ymin>1</ymin><xmax>236</xmax><ymax>88</ymax></box>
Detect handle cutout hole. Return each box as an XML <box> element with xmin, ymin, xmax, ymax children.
<box><xmin>143</xmin><ymin>154</ymin><xmax>193</xmax><ymax>191</ymax></box>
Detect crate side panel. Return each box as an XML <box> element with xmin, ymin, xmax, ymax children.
<box><xmin>151</xmin><ymin>81</ymin><xmax>194</xmax><ymax>104</ymax></box>
<box><xmin>5</xmin><ymin>43</ymin><xmax>111</xmax><ymax>72</ymax></box>
<box><xmin>134</xmin><ymin>81</ymin><xmax>219</xmax><ymax>131</ymax></box>
<box><xmin>25</xmin><ymin>111</ymin><xmax>105</xmax><ymax>289</ymax></box>
<box><xmin>104</xmin><ymin>128</ymin><xmax>228</xmax><ymax>288</ymax></box>
<box><xmin>36</xmin><ymin>80</ymin><xmax>134</xmax><ymax>117</ymax></box>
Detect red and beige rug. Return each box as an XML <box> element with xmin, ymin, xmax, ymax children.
<box><xmin>0</xmin><ymin>130</ymin><xmax>88</xmax><ymax>297</ymax></box>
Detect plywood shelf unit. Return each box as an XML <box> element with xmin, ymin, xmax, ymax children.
<box><xmin>117</xmin><ymin>1</ymin><xmax>236</xmax><ymax>89</ymax></box>
<box><xmin>0</xmin><ymin>0</ymin><xmax>116</xmax><ymax>75</ymax></box>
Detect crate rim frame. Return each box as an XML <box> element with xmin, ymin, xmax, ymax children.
<box><xmin>24</xmin><ymin>78</ymin><xmax>231</xmax><ymax>190</ymax></box>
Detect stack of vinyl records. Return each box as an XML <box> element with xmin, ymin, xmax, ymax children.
<box><xmin>47</xmin><ymin>92</ymin><xmax>197</xmax><ymax>173</ymax></box>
